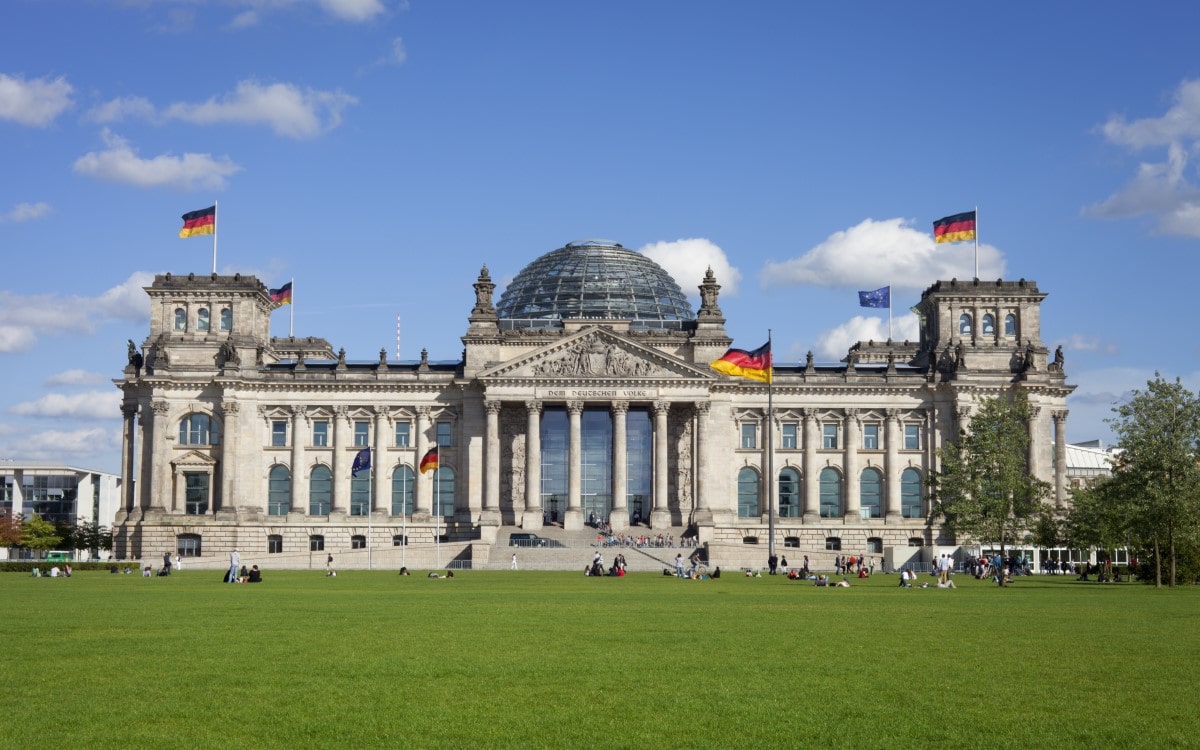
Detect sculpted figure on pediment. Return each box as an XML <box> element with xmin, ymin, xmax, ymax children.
<box><xmin>531</xmin><ymin>337</ymin><xmax>661</xmax><ymax>378</ymax></box>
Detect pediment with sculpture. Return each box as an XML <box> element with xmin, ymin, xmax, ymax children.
<box><xmin>480</xmin><ymin>327</ymin><xmax>712</xmax><ymax>382</ymax></box>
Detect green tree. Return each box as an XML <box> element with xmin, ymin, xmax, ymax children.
<box><xmin>1106</xmin><ymin>374</ymin><xmax>1200</xmax><ymax>588</ymax></box>
<box><xmin>932</xmin><ymin>389</ymin><xmax>1052</xmax><ymax>557</ymax></box>
<box><xmin>20</xmin><ymin>515</ymin><xmax>64</xmax><ymax>553</ymax></box>
<box><xmin>67</xmin><ymin>519</ymin><xmax>113</xmax><ymax>558</ymax></box>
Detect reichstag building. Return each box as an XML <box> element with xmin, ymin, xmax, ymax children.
<box><xmin>112</xmin><ymin>240</ymin><xmax>1074</xmax><ymax>569</ymax></box>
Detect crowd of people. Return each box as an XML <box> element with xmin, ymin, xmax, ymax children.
<box><xmin>585</xmin><ymin>551</ymin><xmax>629</xmax><ymax>577</ymax></box>
<box><xmin>595</xmin><ymin>531</ymin><xmax>700</xmax><ymax>549</ymax></box>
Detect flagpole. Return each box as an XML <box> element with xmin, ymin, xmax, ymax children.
<box><xmin>974</xmin><ymin>205</ymin><xmax>979</xmax><ymax>280</ymax></box>
<box><xmin>888</xmin><ymin>284</ymin><xmax>893</xmax><ymax>341</ymax></box>
<box><xmin>367</xmin><ymin>457</ymin><xmax>373</xmax><ymax>571</ymax></box>
<box><xmin>289</xmin><ymin>277</ymin><xmax>295</xmax><ymax>338</ymax></box>
<box><xmin>212</xmin><ymin>200</ymin><xmax>219</xmax><ymax>274</ymax></box>
<box><xmin>435</xmin><ymin>464</ymin><xmax>442</xmax><ymax>569</ymax></box>
<box><xmin>767</xmin><ymin>329</ymin><xmax>775</xmax><ymax>560</ymax></box>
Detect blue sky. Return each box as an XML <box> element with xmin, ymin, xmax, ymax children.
<box><xmin>2</xmin><ymin>0</ymin><xmax>1199</xmax><ymax>474</ymax></box>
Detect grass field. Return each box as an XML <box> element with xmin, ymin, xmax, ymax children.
<box><xmin>4</xmin><ymin>569</ymin><xmax>1197</xmax><ymax>749</ymax></box>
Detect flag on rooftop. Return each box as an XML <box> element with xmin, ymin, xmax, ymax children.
<box><xmin>710</xmin><ymin>341</ymin><xmax>773</xmax><ymax>383</ymax></box>
<box><xmin>858</xmin><ymin>286</ymin><xmax>890</xmax><ymax>308</ymax></box>
<box><xmin>269</xmin><ymin>282</ymin><xmax>293</xmax><ymax>306</ymax></box>
<box><xmin>179</xmin><ymin>205</ymin><xmax>216</xmax><ymax>238</ymax></box>
<box><xmin>933</xmin><ymin>210</ymin><xmax>976</xmax><ymax>244</ymax></box>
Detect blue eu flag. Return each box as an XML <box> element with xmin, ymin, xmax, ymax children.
<box><xmin>352</xmin><ymin>448</ymin><xmax>372</xmax><ymax>478</ymax></box>
<box><xmin>858</xmin><ymin>286</ymin><xmax>890</xmax><ymax>309</ymax></box>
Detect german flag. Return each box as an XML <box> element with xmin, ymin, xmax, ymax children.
<box><xmin>420</xmin><ymin>446</ymin><xmax>439</xmax><ymax>474</ymax></box>
<box><xmin>268</xmin><ymin>282</ymin><xmax>292</xmax><ymax>306</ymax></box>
<box><xmin>179</xmin><ymin>205</ymin><xmax>216</xmax><ymax>238</ymax></box>
<box><xmin>933</xmin><ymin>211</ymin><xmax>976</xmax><ymax>244</ymax></box>
<box><xmin>710</xmin><ymin>341</ymin><xmax>772</xmax><ymax>383</ymax></box>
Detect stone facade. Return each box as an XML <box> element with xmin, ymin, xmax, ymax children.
<box><xmin>113</xmin><ymin>263</ymin><xmax>1074</xmax><ymax>569</ymax></box>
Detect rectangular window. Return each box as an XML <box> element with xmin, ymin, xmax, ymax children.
<box><xmin>436</xmin><ymin>421</ymin><xmax>453</xmax><ymax>447</ymax></box>
<box><xmin>823</xmin><ymin>424</ymin><xmax>838</xmax><ymax>449</ymax></box>
<box><xmin>862</xmin><ymin>424</ymin><xmax>879</xmax><ymax>450</ymax></box>
<box><xmin>312</xmin><ymin>420</ymin><xmax>329</xmax><ymax>447</ymax></box>
<box><xmin>271</xmin><ymin>420</ymin><xmax>287</xmax><ymax>447</ymax></box>
<box><xmin>309</xmin><ymin>535</ymin><xmax>324</xmax><ymax>552</ymax></box>
<box><xmin>184</xmin><ymin>473</ymin><xmax>209</xmax><ymax>515</ymax></box>
<box><xmin>395</xmin><ymin>422</ymin><xmax>411</xmax><ymax>447</ymax></box>
<box><xmin>354</xmin><ymin>420</ymin><xmax>370</xmax><ymax>447</ymax></box>
<box><xmin>268</xmin><ymin>535</ymin><xmax>283</xmax><ymax>554</ymax></box>
<box><xmin>781</xmin><ymin>423</ymin><xmax>798</xmax><ymax>450</ymax></box>
<box><xmin>740</xmin><ymin>423</ymin><xmax>757</xmax><ymax>450</ymax></box>
<box><xmin>904</xmin><ymin>424</ymin><xmax>921</xmax><ymax>450</ymax></box>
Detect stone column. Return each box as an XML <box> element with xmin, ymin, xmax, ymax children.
<box><xmin>414</xmin><ymin>406</ymin><xmax>432</xmax><ymax>519</ymax></box>
<box><xmin>1027</xmin><ymin>405</ymin><xmax>1042</xmax><ymax>481</ymax></box>
<box><xmin>564</xmin><ymin>400</ymin><xmax>585</xmax><ymax>530</ymax></box>
<box><xmin>843</xmin><ymin>409</ymin><xmax>861</xmax><ymax>520</ymax></box>
<box><xmin>610</xmin><ymin>400</ymin><xmax>629</xmax><ymax>532</ymax></box>
<box><xmin>651</xmin><ymin>400</ymin><xmax>671</xmax><ymax>529</ymax></box>
<box><xmin>373</xmin><ymin>408</ymin><xmax>389</xmax><ymax>514</ymax></box>
<box><xmin>119</xmin><ymin>403</ymin><xmax>138</xmax><ymax>518</ymax></box>
<box><xmin>219</xmin><ymin>401</ymin><xmax>239</xmax><ymax>516</ymax></box>
<box><xmin>692</xmin><ymin>402</ymin><xmax>712</xmax><ymax>525</ymax></box>
<box><xmin>802</xmin><ymin>409</ymin><xmax>820</xmax><ymax>521</ymax></box>
<box><xmin>885</xmin><ymin>409</ymin><xmax>902</xmax><ymax>523</ymax></box>
<box><xmin>522</xmin><ymin>400</ymin><xmax>543</xmax><ymax>529</ymax></box>
<box><xmin>1053</xmin><ymin>409</ymin><xmax>1069</xmax><ymax>509</ymax></box>
<box><xmin>148</xmin><ymin>401</ymin><xmax>171</xmax><ymax>514</ymax></box>
<box><xmin>483</xmin><ymin>400</ymin><xmax>502</xmax><ymax>521</ymax></box>
<box><xmin>289</xmin><ymin>407</ymin><xmax>307</xmax><ymax>517</ymax></box>
<box><xmin>331</xmin><ymin>406</ymin><xmax>350</xmax><ymax>517</ymax></box>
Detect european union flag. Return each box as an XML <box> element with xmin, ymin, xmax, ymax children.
<box><xmin>352</xmin><ymin>448</ymin><xmax>372</xmax><ymax>478</ymax></box>
<box><xmin>858</xmin><ymin>286</ymin><xmax>890</xmax><ymax>309</ymax></box>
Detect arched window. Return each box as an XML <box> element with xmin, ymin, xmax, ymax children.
<box><xmin>433</xmin><ymin>466</ymin><xmax>455</xmax><ymax>517</ymax></box>
<box><xmin>220</xmin><ymin>308</ymin><xmax>232</xmax><ymax>331</ymax></box>
<box><xmin>778</xmin><ymin>467</ymin><xmax>800</xmax><ymax>518</ymax></box>
<box><xmin>179</xmin><ymin>413</ymin><xmax>219</xmax><ymax>446</ymax></box>
<box><xmin>309</xmin><ymin>465</ymin><xmax>332</xmax><ymax>515</ymax></box>
<box><xmin>959</xmin><ymin>313</ymin><xmax>973</xmax><ymax>335</ymax></box>
<box><xmin>819</xmin><ymin>468</ymin><xmax>842</xmax><ymax>518</ymax></box>
<box><xmin>174</xmin><ymin>308</ymin><xmax>187</xmax><ymax>331</ymax></box>
<box><xmin>350</xmin><ymin>474</ymin><xmax>370</xmax><ymax>516</ymax></box>
<box><xmin>982</xmin><ymin>313</ymin><xmax>995</xmax><ymax>335</ymax></box>
<box><xmin>392</xmin><ymin>466</ymin><xmax>414</xmax><ymax>516</ymax></box>
<box><xmin>351</xmin><ymin>535</ymin><xmax>367</xmax><ymax>549</ymax></box>
<box><xmin>197</xmin><ymin>308</ymin><xmax>210</xmax><ymax>332</ymax></box>
<box><xmin>268</xmin><ymin>465</ymin><xmax>291</xmax><ymax>515</ymax></box>
<box><xmin>737</xmin><ymin>467</ymin><xmax>760</xmax><ymax>517</ymax></box>
<box><xmin>901</xmin><ymin>468</ymin><xmax>923</xmax><ymax>518</ymax></box>
<box><xmin>1004</xmin><ymin>314</ymin><xmax>1017</xmax><ymax>336</ymax></box>
<box><xmin>177</xmin><ymin>533</ymin><xmax>202</xmax><ymax>557</ymax></box>
<box><xmin>267</xmin><ymin>534</ymin><xmax>283</xmax><ymax>554</ymax></box>
<box><xmin>860</xmin><ymin>467</ymin><xmax>882</xmax><ymax>518</ymax></box>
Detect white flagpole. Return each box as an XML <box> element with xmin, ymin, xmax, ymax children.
<box><xmin>974</xmin><ymin>205</ymin><xmax>980</xmax><ymax>280</ymax></box>
<box><xmin>767</xmin><ymin>329</ymin><xmax>775</xmax><ymax>560</ymax></box>
<box><xmin>212</xmin><ymin>200</ymin><xmax>219</xmax><ymax>274</ymax></box>
<box><xmin>435</xmin><ymin>462</ymin><xmax>442</xmax><ymax>569</ymax></box>
<box><xmin>367</xmin><ymin>454</ymin><xmax>373</xmax><ymax>571</ymax></box>
<box><xmin>888</xmin><ymin>285</ymin><xmax>893</xmax><ymax>341</ymax></box>
<box><xmin>289</xmin><ymin>277</ymin><xmax>295</xmax><ymax>338</ymax></box>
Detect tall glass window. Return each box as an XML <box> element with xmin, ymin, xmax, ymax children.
<box><xmin>180</xmin><ymin>413</ymin><xmax>219</xmax><ymax>446</ymax></box>
<box><xmin>860</xmin><ymin>468</ymin><xmax>882</xmax><ymax>518</ymax></box>
<box><xmin>184</xmin><ymin>473</ymin><xmax>209</xmax><ymax>515</ymax></box>
<box><xmin>271</xmin><ymin>420</ymin><xmax>287</xmax><ymax>447</ymax></box>
<box><xmin>581</xmin><ymin>408</ymin><xmax>612</xmax><ymax>522</ymax></box>
<box><xmin>778</xmin><ymin>467</ymin><xmax>800</xmax><ymax>518</ymax></box>
<box><xmin>982</xmin><ymin>314</ymin><xmax>996</xmax><ymax>335</ymax></box>
<box><xmin>433</xmin><ymin>467</ymin><xmax>455</xmax><ymax>517</ymax></box>
<box><xmin>959</xmin><ymin>314</ymin><xmax>973</xmax><ymax>335</ymax></box>
<box><xmin>737</xmin><ymin>467</ymin><xmax>760</xmax><ymax>517</ymax></box>
<box><xmin>626</xmin><ymin>409</ymin><xmax>652</xmax><ymax>524</ymax></box>
<box><xmin>781</xmin><ymin>423</ymin><xmax>798</xmax><ymax>450</ymax></box>
<box><xmin>740</xmin><ymin>423</ymin><xmax>757</xmax><ymax>449</ymax></box>
<box><xmin>174</xmin><ymin>308</ymin><xmax>187</xmax><ymax>331</ymax></box>
<box><xmin>309</xmin><ymin>466</ymin><xmax>332</xmax><ymax>515</ymax></box>
<box><xmin>312</xmin><ymin>420</ymin><xmax>329</xmax><ymax>447</ymax></box>
<box><xmin>395</xmin><ymin>422</ymin><xmax>411</xmax><ymax>447</ymax></box>
<box><xmin>392</xmin><ymin>466</ymin><xmax>414</xmax><ymax>515</ymax></box>
<box><xmin>220</xmin><ymin>308</ymin><xmax>232</xmax><ymax>331</ymax></box>
<box><xmin>268</xmin><ymin>465</ymin><xmax>291</xmax><ymax>515</ymax></box>
<box><xmin>540</xmin><ymin>407</ymin><xmax>568</xmax><ymax>523</ymax></box>
<box><xmin>862</xmin><ymin>424</ymin><xmax>879</xmax><ymax>450</ymax></box>
<box><xmin>822</xmin><ymin>424</ymin><xmax>838</xmax><ymax>449</ymax></box>
<box><xmin>436</xmin><ymin>421</ymin><xmax>452</xmax><ymax>447</ymax></box>
<box><xmin>901</xmin><ymin>468</ymin><xmax>923</xmax><ymax>518</ymax></box>
<box><xmin>353</xmin><ymin>421</ymin><xmax>370</xmax><ymax>447</ymax></box>
<box><xmin>819</xmin><ymin>468</ymin><xmax>842</xmax><ymax>518</ymax></box>
<box><xmin>1004</xmin><ymin>314</ymin><xmax>1018</xmax><ymax>336</ymax></box>
<box><xmin>904</xmin><ymin>425</ymin><xmax>921</xmax><ymax>450</ymax></box>
<box><xmin>350</xmin><ymin>474</ymin><xmax>370</xmax><ymax>516</ymax></box>
<box><xmin>197</xmin><ymin>308</ymin><xmax>210</xmax><ymax>331</ymax></box>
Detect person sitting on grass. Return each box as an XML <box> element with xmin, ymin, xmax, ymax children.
<box><xmin>814</xmin><ymin>574</ymin><xmax>829</xmax><ymax>587</ymax></box>
<box><xmin>248</xmin><ymin>565</ymin><xmax>262</xmax><ymax>583</ymax></box>
<box><xmin>834</xmin><ymin>577</ymin><xmax>851</xmax><ymax>588</ymax></box>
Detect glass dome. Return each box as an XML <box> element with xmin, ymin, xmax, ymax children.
<box><xmin>496</xmin><ymin>240</ymin><xmax>695</xmax><ymax>330</ymax></box>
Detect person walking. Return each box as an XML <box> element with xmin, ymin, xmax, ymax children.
<box><xmin>228</xmin><ymin>548</ymin><xmax>240</xmax><ymax>584</ymax></box>
<box><xmin>511</xmin><ymin>552</ymin><xmax>518</xmax><ymax>570</ymax></box>
<box><xmin>326</xmin><ymin>553</ymin><xmax>336</xmax><ymax>577</ymax></box>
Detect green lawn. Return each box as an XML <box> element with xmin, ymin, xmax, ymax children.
<box><xmin>5</xmin><ymin>570</ymin><xmax>1196</xmax><ymax>749</ymax></box>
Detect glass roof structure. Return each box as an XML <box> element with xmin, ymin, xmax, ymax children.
<box><xmin>496</xmin><ymin>240</ymin><xmax>695</xmax><ymax>330</ymax></box>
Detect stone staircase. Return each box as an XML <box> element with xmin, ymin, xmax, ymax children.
<box><xmin>486</xmin><ymin>526</ymin><xmax>689</xmax><ymax>572</ymax></box>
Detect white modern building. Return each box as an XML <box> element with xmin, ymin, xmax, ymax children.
<box><xmin>112</xmin><ymin>240</ymin><xmax>1074</xmax><ymax>569</ymax></box>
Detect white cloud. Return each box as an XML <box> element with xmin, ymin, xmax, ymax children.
<box><xmin>0</xmin><ymin>272</ymin><xmax>153</xmax><ymax>352</ymax></box>
<box><xmin>44</xmin><ymin>369</ymin><xmax>108</xmax><ymax>387</ymax></box>
<box><xmin>1086</xmin><ymin>79</ymin><xmax>1200</xmax><ymax>237</ymax></box>
<box><xmin>639</xmin><ymin>238</ymin><xmax>742</xmax><ymax>304</ymax></box>
<box><xmin>0</xmin><ymin>202</ymin><xmax>51</xmax><ymax>223</ymax></box>
<box><xmin>73</xmin><ymin>129</ymin><xmax>242</xmax><ymax>190</ymax></box>
<box><xmin>85</xmin><ymin>95</ymin><xmax>156</xmax><ymax>124</ymax></box>
<box><xmin>230</xmin><ymin>10</ymin><xmax>260</xmax><ymax>29</ymax></box>
<box><xmin>1065</xmin><ymin>366</ymin><xmax>1200</xmax><ymax>445</ymax></box>
<box><xmin>161</xmin><ymin>80</ymin><xmax>357</xmax><ymax>139</ymax></box>
<box><xmin>9</xmin><ymin>391</ymin><xmax>122</xmax><ymax>420</ymax></box>
<box><xmin>813</xmin><ymin>313</ymin><xmax>921</xmax><ymax>361</ymax></box>
<box><xmin>319</xmin><ymin>0</ymin><xmax>388</xmax><ymax>22</ymax></box>
<box><xmin>761</xmin><ymin>218</ymin><xmax>1004</xmax><ymax>291</ymax></box>
<box><xmin>1063</xmin><ymin>333</ymin><xmax>1118</xmax><ymax>356</ymax></box>
<box><xmin>384</xmin><ymin>36</ymin><xmax>407</xmax><ymax>65</ymax></box>
<box><xmin>0</xmin><ymin>73</ymin><xmax>73</xmax><ymax>126</ymax></box>
<box><xmin>0</xmin><ymin>426</ymin><xmax>121</xmax><ymax>465</ymax></box>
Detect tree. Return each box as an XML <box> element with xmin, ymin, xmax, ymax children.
<box><xmin>67</xmin><ymin>519</ymin><xmax>113</xmax><ymax>558</ymax></box>
<box><xmin>20</xmin><ymin>515</ymin><xmax>64</xmax><ymax>553</ymax></box>
<box><xmin>1106</xmin><ymin>374</ymin><xmax>1200</xmax><ymax>588</ymax></box>
<box><xmin>0</xmin><ymin>512</ymin><xmax>23</xmax><ymax>547</ymax></box>
<box><xmin>932</xmin><ymin>389</ymin><xmax>1052</xmax><ymax>557</ymax></box>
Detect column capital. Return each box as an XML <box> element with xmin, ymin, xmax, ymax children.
<box><xmin>885</xmin><ymin>408</ymin><xmax>901</xmax><ymax>422</ymax></box>
<box><xmin>485</xmin><ymin>399</ymin><xmax>503</xmax><ymax>415</ymax></box>
<box><xmin>653</xmin><ymin>400</ymin><xmax>671</xmax><ymax>416</ymax></box>
<box><xmin>416</xmin><ymin>405</ymin><xmax>432</xmax><ymax>419</ymax></box>
<box><xmin>220</xmin><ymin>401</ymin><xmax>240</xmax><ymax>416</ymax></box>
<box><xmin>151</xmin><ymin>400</ymin><xmax>170</xmax><ymax>417</ymax></box>
<box><xmin>566</xmin><ymin>400</ymin><xmax>585</xmax><ymax>415</ymax></box>
<box><xmin>1028</xmin><ymin>405</ymin><xmax>1042</xmax><ymax>419</ymax></box>
<box><xmin>122</xmin><ymin>402</ymin><xmax>139</xmax><ymax>419</ymax></box>
<box><xmin>524</xmin><ymin>399</ymin><xmax>542</xmax><ymax>415</ymax></box>
<box><xmin>611</xmin><ymin>400</ymin><xmax>629</xmax><ymax>415</ymax></box>
<box><xmin>802</xmin><ymin>407</ymin><xmax>819</xmax><ymax>421</ymax></box>
<box><xmin>1052</xmin><ymin>409</ymin><xmax>1069</xmax><ymax>422</ymax></box>
<box><xmin>694</xmin><ymin>400</ymin><xmax>710</xmax><ymax>416</ymax></box>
